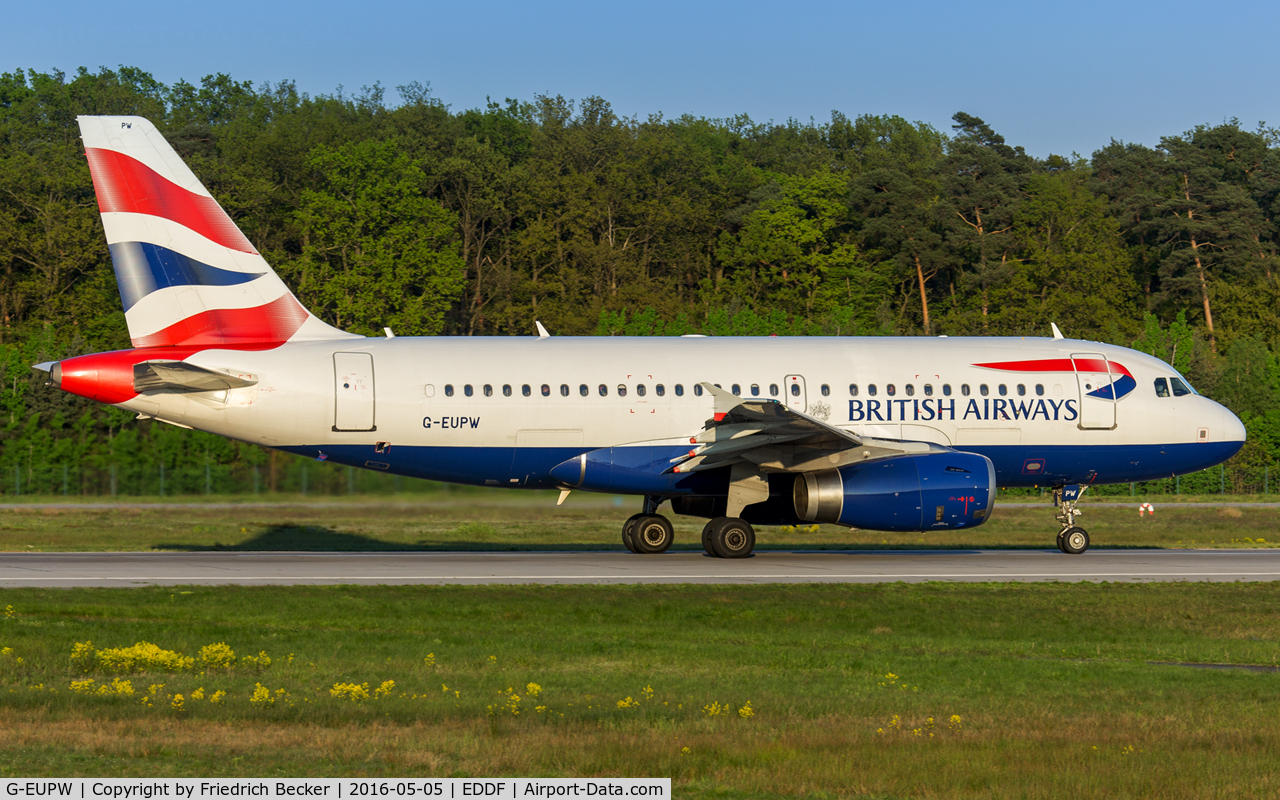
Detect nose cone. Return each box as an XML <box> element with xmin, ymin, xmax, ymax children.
<box><xmin>1222</xmin><ymin>404</ymin><xmax>1247</xmax><ymax>452</ymax></box>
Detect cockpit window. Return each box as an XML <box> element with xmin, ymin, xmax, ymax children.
<box><xmin>1154</xmin><ymin>377</ymin><xmax>1170</xmax><ymax>398</ymax></box>
<box><xmin>1170</xmin><ymin>377</ymin><xmax>1192</xmax><ymax>397</ymax></box>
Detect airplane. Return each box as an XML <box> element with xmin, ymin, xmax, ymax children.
<box><xmin>35</xmin><ymin>116</ymin><xmax>1247</xmax><ymax>558</ymax></box>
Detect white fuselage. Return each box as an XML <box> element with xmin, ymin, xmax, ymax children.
<box><xmin>115</xmin><ymin>334</ymin><xmax>1245</xmax><ymax>492</ymax></box>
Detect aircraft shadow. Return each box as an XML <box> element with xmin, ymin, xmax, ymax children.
<box><xmin>153</xmin><ymin>526</ymin><xmax>1167</xmax><ymax>554</ymax></box>
<box><xmin>155</xmin><ymin>524</ymin><xmax>619</xmax><ymax>552</ymax></box>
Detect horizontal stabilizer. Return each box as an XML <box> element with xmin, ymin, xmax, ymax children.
<box><xmin>133</xmin><ymin>361</ymin><xmax>256</xmax><ymax>394</ymax></box>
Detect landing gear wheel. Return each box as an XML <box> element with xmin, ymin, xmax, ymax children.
<box><xmin>1061</xmin><ymin>527</ymin><xmax>1089</xmax><ymax>555</ymax></box>
<box><xmin>701</xmin><ymin>520</ymin><xmax>717</xmax><ymax>556</ymax></box>
<box><xmin>708</xmin><ymin>517</ymin><xmax>755</xmax><ymax>559</ymax></box>
<box><xmin>621</xmin><ymin>513</ymin><xmax>644</xmax><ymax>554</ymax></box>
<box><xmin>1055</xmin><ymin>530</ymin><xmax>1068</xmax><ymax>553</ymax></box>
<box><xmin>632</xmin><ymin>515</ymin><xmax>675</xmax><ymax>554</ymax></box>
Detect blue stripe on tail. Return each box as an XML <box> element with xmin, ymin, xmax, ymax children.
<box><xmin>107</xmin><ymin>241</ymin><xmax>264</xmax><ymax>310</ymax></box>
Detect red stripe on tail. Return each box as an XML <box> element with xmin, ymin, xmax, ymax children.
<box><xmin>131</xmin><ymin>295</ymin><xmax>310</xmax><ymax>348</ymax></box>
<box><xmin>84</xmin><ymin>148</ymin><xmax>258</xmax><ymax>255</ymax></box>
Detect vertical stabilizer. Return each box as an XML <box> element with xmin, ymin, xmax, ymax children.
<box><xmin>77</xmin><ymin>116</ymin><xmax>358</xmax><ymax>348</ymax></box>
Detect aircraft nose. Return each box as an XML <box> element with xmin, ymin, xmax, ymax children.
<box><xmin>1222</xmin><ymin>405</ymin><xmax>1247</xmax><ymax>444</ymax></box>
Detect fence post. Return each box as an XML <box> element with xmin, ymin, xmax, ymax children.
<box><xmin>347</xmin><ymin>466</ymin><xmax>354</xmax><ymax>495</ymax></box>
<box><xmin>1221</xmin><ymin>464</ymin><xmax>1225</xmax><ymax>495</ymax></box>
<box><xmin>253</xmin><ymin>464</ymin><xmax>260</xmax><ymax>495</ymax></box>
<box><xmin>1176</xmin><ymin>475</ymin><xmax>1180</xmax><ymax>495</ymax></box>
<box><xmin>1266</xmin><ymin>466</ymin><xmax>1270</xmax><ymax>495</ymax></box>
<box><xmin>110</xmin><ymin>465</ymin><xmax>117</xmax><ymax>498</ymax></box>
<box><xmin>62</xmin><ymin>464</ymin><xmax>68</xmax><ymax>496</ymax></box>
<box><xmin>301</xmin><ymin>464</ymin><xmax>308</xmax><ymax>496</ymax></box>
<box><xmin>159</xmin><ymin>463</ymin><xmax>165</xmax><ymax>498</ymax></box>
<box><xmin>1130</xmin><ymin>482</ymin><xmax>1134</xmax><ymax>496</ymax></box>
<box><xmin>204</xmin><ymin>463</ymin><xmax>211</xmax><ymax>495</ymax></box>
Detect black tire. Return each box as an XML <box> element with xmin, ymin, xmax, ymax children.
<box><xmin>1061</xmin><ymin>527</ymin><xmax>1089</xmax><ymax>555</ymax></box>
<box><xmin>621</xmin><ymin>513</ymin><xmax>644</xmax><ymax>553</ymax></box>
<box><xmin>1056</xmin><ymin>531</ymin><xmax>1068</xmax><ymax>553</ymax></box>
<box><xmin>709</xmin><ymin>517</ymin><xmax>755</xmax><ymax>559</ymax></box>
<box><xmin>633</xmin><ymin>515</ymin><xmax>675</xmax><ymax>554</ymax></box>
<box><xmin>701</xmin><ymin>520</ymin><xmax>717</xmax><ymax>555</ymax></box>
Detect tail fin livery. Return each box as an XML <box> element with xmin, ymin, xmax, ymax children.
<box><xmin>77</xmin><ymin>116</ymin><xmax>357</xmax><ymax>348</ymax></box>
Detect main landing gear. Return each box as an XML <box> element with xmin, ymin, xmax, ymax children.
<box><xmin>1053</xmin><ymin>485</ymin><xmax>1090</xmax><ymax>555</ymax></box>
<box><xmin>701</xmin><ymin>517</ymin><xmax>755</xmax><ymax>559</ymax></box>
<box><xmin>620</xmin><ymin>497</ymin><xmax>756</xmax><ymax>558</ymax></box>
<box><xmin>621</xmin><ymin>496</ymin><xmax>675</xmax><ymax>554</ymax></box>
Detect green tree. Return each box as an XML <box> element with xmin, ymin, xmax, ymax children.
<box><xmin>287</xmin><ymin>139</ymin><xmax>465</xmax><ymax>335</ymax></box>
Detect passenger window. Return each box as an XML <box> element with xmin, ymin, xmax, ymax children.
<box><xmin>598</xmin><ymin>384</ymin><xmax>608</xmax><ymax>396</ymax></box>
<box><xmin>522</xmin><ymin>384</ymin><xmax>531</xmax><ymax>397</ymax></box>
<box><xmin>750</xmin><ymin>384</ymin><xmax>760</xmax><ymax>397</ymax></box>
<box><xmin>444</xmin><ymin>384</ymin><xmax>454</xmax><ymax>397</ymax></box>
<box><xmin>637</xmin><ymin>384</ymin><xmax>647</xmax><ymax>397</ymax></box>
<box><xmin>694</xmin><ymin>384</ymin><xmax>704</xmax><ymax>396</ymax></box>
<box><xmin>943</xmin><ymin>384</ymin><xmax>951</xmax><ymax>396</ymax></box>
<box><xmin>1154</xmin><ymin>378</ymin><xmax>1170</xmax><ymax>397</ymax></box>
<box><xmin>868</xmin><ymin>384</ymin><xmax>877</xmax><ymax>396</ymax></box>
<box><xmin>961</xmin><ymin>384</ymin><xmax>970</xmax><ymax>397</ymax></box>
<box><xmin>790</xmin><ymin>383</ymin><xmax>801</xmax><ymax>397</ymax></box>
<box><xmin>1017</xmin><ymin>384</ymin><xmax>1026</xmax><ymax>396</ymax></box>
<box><xmin>821</xmin><ymin>384</ymin><xmax>830</xmax><ymax>396</ymax></box>
<box><xmin>771</xmin><ymin>384</ymin><xmax>780</xmax><ymax>397</ymax></box>
<box><xmin>656</xmin><ymin>384</ymin><xmax>665</xmax><ymax>397</ymax></box>
<box><xmin>980</xmin><ymin>384</ymin><xmax>989</xmax><ymax>397</ymax></box>
<box><xmin>850</xmin><ymin>384</ymin><xmax>859</xmax><ymax>397</ymax></box>
<box><xmin>579</xmin><ymin>384</ymin><xmax>589</xmax><ymax>397</ymax></box>
<box><xmin>675</xmin><ymin>384</ymin><xmax>684</xmax><ymax>396</ymax></box>
<box><xmin>464</xmin><ymin>384</ymin><xmax>473</xmax><ymax>397</ymax></box>
<box><xmin>905</xmin><ymin>384</ymin><xmax>915</xmax><ymax>397</ymax></box>
<box><xmin>924</xmin><ymin>384</ymin><xmax>933</xmax><ymax>397</ymax></box>
<box><xmin>998</xmin><ymin>384</ymin><xmax>1007</xmax><ymax>396</ymax></box>
<box><xmin>540</xmin><ymin>384</ymin><xmax>550</xmax><ymax>397</ymax></box>
<box><xmin>560</xmin><ymin>384</ymin><xmax>569</xmax><ymax>397</ymax></box>
<box><xmin>483</xmin><ymin>384</ymin><xmax>493</xmax><ymax>397</ymax></box>
<box><xmin>1171</xmin><ymin>378</ymin><xmax>1191</xmax><ymax>397</ymax></box>
<box><xmin>1035</xmin><ymin>384</ymin><xmax>1044</xmax><ymax>396</ymax></box>
<box><xmin>732</xmin><ymin>384</ymin><xmax>741</xmax><ymax>395</ymax></box>
<box><xmin>503</xmin><ymin>385</ymin><xmax>512</xmax><ymax>397</ymax></box>
<box><xmin>887</xmin><ymin>384</ymin><xmax>896</xmax><ymax>396</ymax></box>
<box><xmin>618</xmin><ymin>384</ymin><xmax>628</xmax><ymax>397</ymax></box>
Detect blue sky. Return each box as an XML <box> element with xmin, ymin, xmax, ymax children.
<box><xmin>9</xmin><ymin>0</ymin><xmax>1279</xmax><ymax>157</ymax></box>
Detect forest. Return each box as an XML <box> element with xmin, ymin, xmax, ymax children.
<box><xmin>2</xmin><ymin>65</ymin><xmax>1280</xmax><ymax>497</ymax></box>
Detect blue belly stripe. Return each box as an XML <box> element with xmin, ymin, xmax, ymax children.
<box><xmin>277</xmin><ymin>440</ymin><xmax>1244</xmax><ymax>493</ymax></box>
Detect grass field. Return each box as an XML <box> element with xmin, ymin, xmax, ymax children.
<box><xmin>1</xmin><ymin>492</ymin><xmax>1278</xmax><ymax>552</ymax></box>
<box><xmin>1</xmin><ymin>582</ymin><xmax>1279</xmax><ymax>797</ymax></box>
<box><xmin>2</xmin><ymin>495</ymin><xmax>1280</xmax><ymax>796</ymax></box>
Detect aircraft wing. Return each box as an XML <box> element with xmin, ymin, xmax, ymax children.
<box><xmin>669</xmin><ymin>382</ymin><xmax>943</xmax><ymax>475</ymax></box>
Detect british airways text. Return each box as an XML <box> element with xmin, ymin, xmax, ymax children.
<box><xmin>848</xmin><ymin>398</ymin><xmax>1079</xmax><ymax>422</ymax></box>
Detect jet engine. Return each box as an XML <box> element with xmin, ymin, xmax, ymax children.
<box><xmin>793</xmin><ymin>451</ymin><xmax>996</xmax><ymax>531</ymax></box>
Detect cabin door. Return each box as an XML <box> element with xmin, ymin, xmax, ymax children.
<box><xmin>1072</xmin><ymin>352</ymin><xmax>1116</xmax><ymax>430</ymax></box>
<box><xmin>333</xmin><ymin>352</ymin><xmax>377</xmax><ymax>432</ymax></box>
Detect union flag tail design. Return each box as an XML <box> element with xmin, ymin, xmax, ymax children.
<box><xmin>77</xmin><ymin>116</ymin><xmax>356</xmax><ymax>348</ymax></box>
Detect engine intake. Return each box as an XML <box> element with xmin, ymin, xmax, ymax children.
<box><xmin>793</xmin><ymin>451</ymin><xmax>996</xmax><ymax>531</ymax></box>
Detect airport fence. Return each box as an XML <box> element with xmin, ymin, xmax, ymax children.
<box><xmin>1</xmin><ymin>452</ymin><xmax>1278</xmax><ymax>499</ymax></box>
<box><xmin>0</xmin><ymin>452</ymin><xmax>445</xmax><ymax>498</ymax></box>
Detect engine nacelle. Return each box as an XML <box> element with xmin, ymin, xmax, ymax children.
<box><xmin>793</xmin><ymin>451</ymin><xmax>996</xmax><ymax>531</ymax></box>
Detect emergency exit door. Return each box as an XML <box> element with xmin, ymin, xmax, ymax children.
<box><xmin>333</xmin><ymin>352</ymin><xmax>376</xmax><ymax>431</ymax></box>
<box><xmin>785</xmin><ymin>374</ymin><xmax>807</xmax><ymax>413</ymax></box>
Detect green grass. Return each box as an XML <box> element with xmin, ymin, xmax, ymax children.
<box><xmin>1</xmin><ymin>493</ymin><xmax>1278</xmax><ymax>552</ymax></box>
<box><xmin>1</xmin><ymin>582</ymin><xmax>1280</xmax><ymax>796</ymax></box>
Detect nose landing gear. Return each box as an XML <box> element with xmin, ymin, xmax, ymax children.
<box><xmin>1053</xmin><ymin>485</ymin><xmax>1090</xmax><ymax>554</ymax></box>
